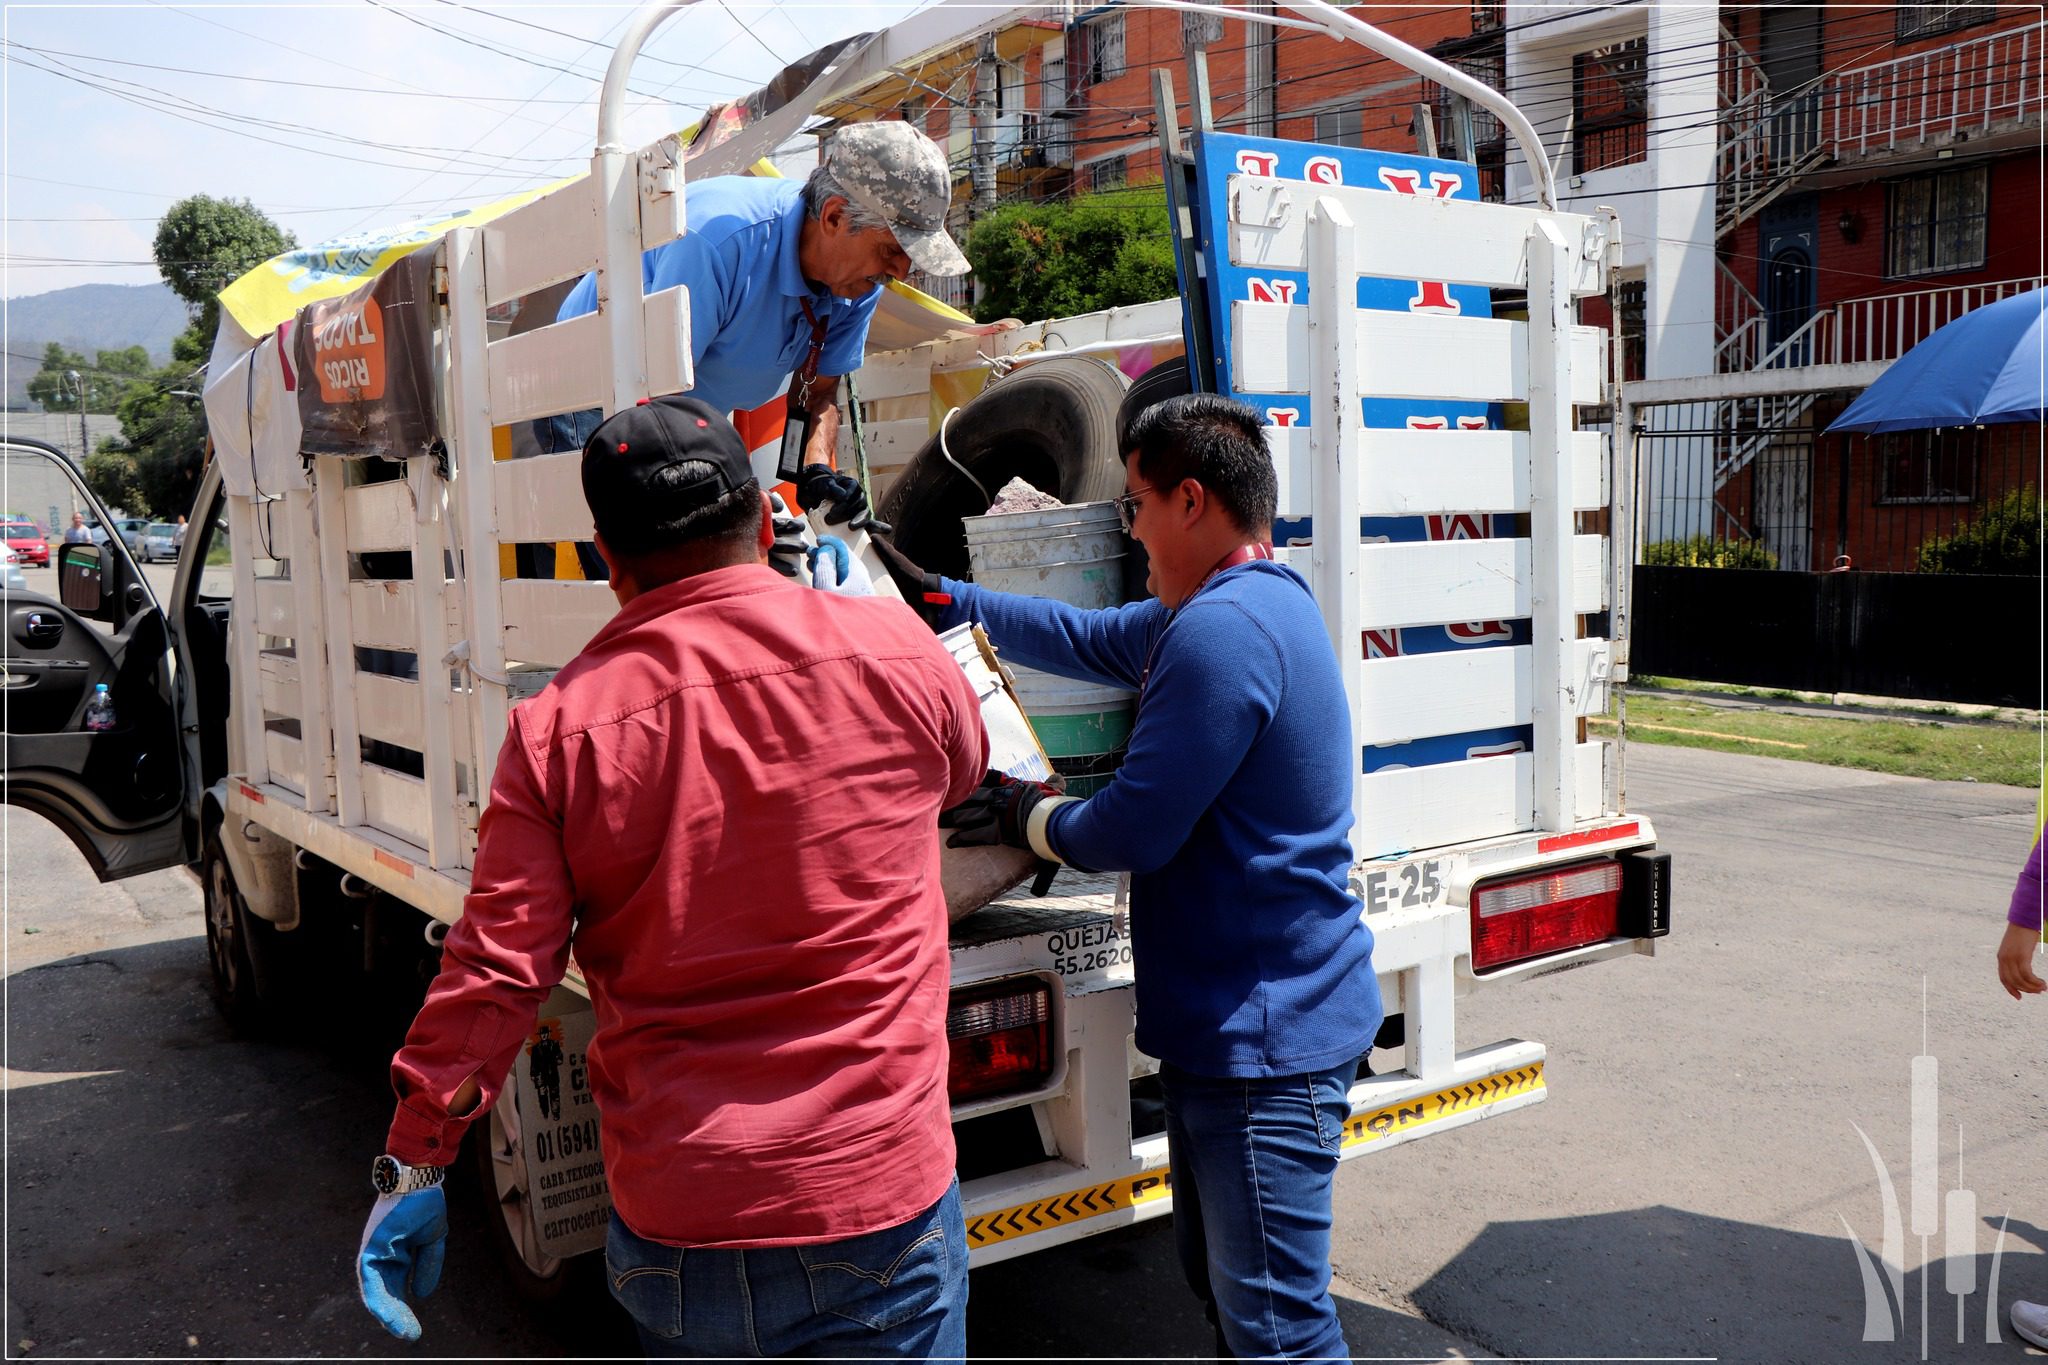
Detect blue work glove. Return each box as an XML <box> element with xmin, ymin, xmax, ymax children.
<box><xmin>807</xmin><ymin>536</ymin><xmax>875</xmax><ymax>595</ymax></box>
<box><xmin>356</xmin><ymin>1186</ymin><xmax>449</xmax><ymax>1341</ymax></box>
<box><xmin>796</xmin><ymin>464</ymin><xmax>891</xmax><ymax>535</ymax></box>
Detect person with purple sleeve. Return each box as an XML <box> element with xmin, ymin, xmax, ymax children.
<box><xmin>1996</xmin><ymin>828</ymin><xmax>2044</xmax><ymax>1350</ymax></box>
<box><xmin>1995</xmin><ymin>831</ymin><xmax>2044</xmax><ymax>1002</ymax></box>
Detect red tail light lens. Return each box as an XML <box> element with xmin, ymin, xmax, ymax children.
<box><xmin>1470</xmin><ymin>859</ymin><xmax>1622</xmax><ymax>973</ymax></box>
<box><xmin>947</xmin><ymin>978</ymin><xmax>1053</xmax><ymax>1102</ymax></box>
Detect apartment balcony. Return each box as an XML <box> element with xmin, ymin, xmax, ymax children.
<box><xmin>1719</xmin><ymin>20</ymin><xmax>2043</xmax><ymax>234</ymax></box>
<box><xmin>1717</xmin><ymin>274</ymin><xmax>2043</xmax><ymax>380</ymax></box>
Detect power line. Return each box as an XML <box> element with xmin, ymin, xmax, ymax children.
<box><xmin>4</xmin><ymin>51</ymin><xmax>559</xmax><ymax>181</ymax></box>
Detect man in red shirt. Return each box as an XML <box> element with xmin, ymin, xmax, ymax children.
<box><xmin>354</xmin><ymin>395</ymin><xmax>988</xmax><ymax>1355</ymax></box>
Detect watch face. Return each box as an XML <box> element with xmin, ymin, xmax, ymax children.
<box><xmin>371</xmin><ymin>1155</ymin><xmax>402</xmax><ymax>1195</ymax></box>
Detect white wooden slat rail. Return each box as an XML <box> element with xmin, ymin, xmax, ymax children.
<box><xmin>1357</xmin><ymin>741</ymin><xmax>1608</xmax><ymax>858</ymax></box>
<box><xmin>1228</xmin><ymin>175</ymin><xmax>1608</xmax><ymax>296</ymax></box>
<box><xmin>478</xmin><ymin>132</ymin><xmax>684</xmax><ymax>308</ymax></box>
<box><xmin>500</xmin><ymin>580</ymin><xmax>616</xmax><ymax>670</ymax></box>
<box><xmin>1358</xmin><ymin>535</ymin><xmax>1606</xmax><ymax>630</ymax></box>
<box><xmin>485</xmin><ymin>287</ymin><xmax>691</xmax><ymax>429</ymax></box>
<box><xmin>348</xmin><ymin>580</ymin><xmax>419</xmax><ymax>650</ymax></box>
<box><xmin>343</xmin><ymin>480</ymin><xmax>415</xmax><ymax>555</ymax></box>
<box><xmin>1266</xmin><ymin>428</ymin><xmax>1606</xmax><ymax>519</ymax></box>
<box><xmin>496</xmin><ymin>451</ymin><xmax>595</xmax><ymax>546</ymax></box>
<box><xmin>1232</xmin><ymin>305</ymin><xmax>1605</xmax><ymax>404</ymax></box>
<box><xmin>1356</xmin><ymin>637</ymin><xmax>1609</xmax><ymax>747</ymax></box>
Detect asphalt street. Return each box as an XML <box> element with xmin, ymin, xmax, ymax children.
<box><xmin>3</xmin><ymin>738</ymin><xmax>2041</xmax><ymax>1360</ymax></box>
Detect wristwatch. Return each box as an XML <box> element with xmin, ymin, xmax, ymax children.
<box><xmin>370</xmin><ymin>1154</ymin><xmax>446</xmax><ymax>1197</ymax></box>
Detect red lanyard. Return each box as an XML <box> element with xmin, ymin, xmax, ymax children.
<box><xmin>1137</xmin><ymin>544</ymin><xmax>1276</xmax><ymax>699</ymax></box>
<box><xmin>795</xmin><ymin>298</ymin><xmax>829</xmax><ymax>399</ymax></box>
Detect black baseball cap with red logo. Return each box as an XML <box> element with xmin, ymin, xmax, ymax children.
<box><xmin>581</xmin><ymin>395</ymin><xmax>757</xmax><ymax>555</ymax></box>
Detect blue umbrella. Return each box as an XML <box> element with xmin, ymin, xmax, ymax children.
<box><xmin>1827</xmin><ymin>287</ymin><xmax>2045</xmax><ymax>433</ymax></box>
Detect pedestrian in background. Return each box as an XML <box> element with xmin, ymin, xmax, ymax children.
<box><xmin>1995</xmin><ymin>826</ymin><xmax>2044</xmax><ymax>1349</ymax></box>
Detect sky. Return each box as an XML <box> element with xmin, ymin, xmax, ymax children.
<box><xmin>1</xmin><ymin>0</ymin><xmax>944</xmax><ymax>303</ymax></box>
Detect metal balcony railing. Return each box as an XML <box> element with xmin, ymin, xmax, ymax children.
<box><xmin>1709</xmin><ymin>275</ymin><xmax>2042</xmax><ymax>486</ymax></box>
<box><xmin>1717</xmin><ymin>20</ymin><xmax>2044</xmax><ymax>235</ymax></box>
<box><xmin>1789</xmin><ymin>275</ymin><xmax>2044</xmax><ymax>370</ymax></box>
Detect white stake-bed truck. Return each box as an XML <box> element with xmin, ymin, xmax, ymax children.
<box><xmin>1</xmin><ymin>0</ymin><xmax>1669</xmax><ymax>1294</ymax></box>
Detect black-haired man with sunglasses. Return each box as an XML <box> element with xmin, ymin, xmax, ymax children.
<box><xmin>877</xmin><ymin>393</ymin><xmax>1381</xmax><ymax>1359</ymax></box>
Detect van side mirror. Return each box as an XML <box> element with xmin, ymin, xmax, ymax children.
<box><xmin>57</xmin><ymin>542</ymin><xmax>109</xmax><ymax>620</ymax></box>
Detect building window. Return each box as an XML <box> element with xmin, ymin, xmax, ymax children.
<box><xmin>1886</xmin><ymin>166</ymin><xmax>1988</xmax><ymax>277</ymax></box>
<box><xmin>1573</xmin><ymin>38</ymin><xmax>1648</xmax><ymax>173</ymax></box>
<box><xmin>1312</xmin><ymin>106</ymin><xmax>1364</xmax><ymax>148</ymax></box>
<box><xmin>1896</xmin><ymin>2</ymin><xmax>1993</xmax><ymax>41</ymax></box>
<box><xmin>1877</xmin><ymin>428</ymin><xmax>1979</xmax><ymax>504</ymax></box>
<box><xmin>1073</xmin><ymin>11</ymin><xmax>1125</xmax><ymax>88</ymax></box>
<box><xmin>1087</xmin><ymin>154</ymin><xmax>1128</xmax><ymax>192</ymax></box>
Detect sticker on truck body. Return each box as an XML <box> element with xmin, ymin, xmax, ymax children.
<box><xmin>1360</xmin><ymin>856</ymin><xmax>1449</xmax><ymax>914</ymax></box>
<box><xmin>517</xmin><ymin>1010</ymin><xmax>614</xmax><ymax>1259</ymax></box>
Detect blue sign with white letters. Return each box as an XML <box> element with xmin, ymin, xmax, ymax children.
<box><xmin>1186</xmin><ymin>130</ymin><xmax>1531</xmax><ymax>776</ymax></box>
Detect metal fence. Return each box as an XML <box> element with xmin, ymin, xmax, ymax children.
<box><xmin>1632</xmin><ymin>398</ymin><xmax>2040</xmax><ymax>575</ymax></box>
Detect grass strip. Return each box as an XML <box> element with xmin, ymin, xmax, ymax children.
<box><xmin>1607</xmin><ymin>692</ymin><xmax>2043</xmax><ymax>787</ymax></box>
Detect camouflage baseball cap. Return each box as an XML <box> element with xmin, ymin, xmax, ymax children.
<box><xmin>826</xmin><ymin>122</ymin><xmax>971</xmax><ymax>278</ymax></box>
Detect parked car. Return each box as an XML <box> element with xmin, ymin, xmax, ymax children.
<box><xmin>0</xmin><ymin>543</ymin><xmax>25</xmax><ymax>593</ymax></box>
<box><xmin>1</xmin><ymin>519</ymin><xmax>49</xmax><ymax>567</ymax></box>
<box><xmin>140</xmin><ymin>523</ymin><xmax>180</xmax><ymax>563</ymax></box>
<box><xmin>109</xmin><ymin>518</ymin><xmax>149</xmax><ymax>552</ymax></box>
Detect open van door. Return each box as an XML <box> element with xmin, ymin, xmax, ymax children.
<box><xmin>1</xmin><ymin>439</ymin><xmax>191</xmax><ymax>878</ymax></box>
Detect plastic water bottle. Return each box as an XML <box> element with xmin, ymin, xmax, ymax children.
<box><xmin>83</xmin><ymin>684</ymin><xmax>116</xmax><ymax>733</ymax></box>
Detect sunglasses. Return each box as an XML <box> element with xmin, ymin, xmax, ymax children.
<box><xmin>1113</xmin><ymin>484</ymin><xmax>1159</xmax><ymax>533</ymax></box>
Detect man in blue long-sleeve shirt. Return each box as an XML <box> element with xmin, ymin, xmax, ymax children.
<box><xmin>884</xmin><ymin>393</ymin><xmax>1382</xmax><ymax>1358</ymax></box>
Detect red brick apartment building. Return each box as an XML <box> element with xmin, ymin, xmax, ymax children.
<box><xmin>1700</xmin><ymin>3</ymin><xmax>2042</xmax><ymax>572</ymax></box>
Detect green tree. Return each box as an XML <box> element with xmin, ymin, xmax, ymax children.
<box><xmin>24</xmin><ymin>342</ymin><xmax>87</xmax><ymax>412</ymax></box>
<box><xmin>27</xmin><ymin>342</ymin><xmax>154</xmax><ymax>413</ymax></box>
<box><xmin>83</xmin><ymin>442</ymin><xmax>145</xmax><ymax>515</ymax></box>
<box><xmin>965</xmin><ymin>186</ymin><xmax>1179</xmax><ymax>325</ymax></box>
<box><xmin>152</xmin><ymin>194</ymin><xmax>296</xmax><ymax>342</ymax></box>
<box><xmin>114</xmin><ymin>197</ymin><xmax>291</xmax><ymax>518</ymax></box>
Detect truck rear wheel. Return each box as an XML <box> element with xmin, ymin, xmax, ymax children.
<box><xmin>472</xmin><ymin>1085</ymin><xmax>574</xmax><ymax>1301</ymax></box>
<box><xmin>202</xmin><ymin>833</ymin><xmax>268</xmax><ymax>1033</ymax></box>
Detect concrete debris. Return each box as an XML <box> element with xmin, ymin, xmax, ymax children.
<box><xmin>985</xmin><ymin>477</ymin><xmax>1065</xmax><ymax>515</ymax></box>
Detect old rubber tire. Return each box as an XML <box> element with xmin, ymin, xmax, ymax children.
<box><xmin>879</xmin><ymin>355</ymin><xmax>1130</xmax><ymax>581</ymax></box>
<box><xmin>1116</xmin><ymin>356</ymin><xmax>1192</xmax><ymax>451</ymax></box>
<box><xmin>202</xmin><ymin>832</ymin><xmax>268</xmax><ymax>1034</ymax></box>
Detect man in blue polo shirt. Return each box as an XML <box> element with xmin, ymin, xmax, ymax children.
<box><xmin>538</xmin><ymin>119</ymin><xmax>967</xmax><ymax>481</ymax></box>
<box><xmin>875</xmin><ymin>394</ymin><xmax>1382</xmax><ymax>1360</ymax></box>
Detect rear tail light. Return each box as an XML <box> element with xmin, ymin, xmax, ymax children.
<box><xmin>947</xmin><ymin>977</ymin><xmax>1053</xmax><ymax>1102</ymax></box>
<box><xmin>1470</xmin><ymin>859</ymin><xmax>1622</xmax><ymax>973</ymax></box>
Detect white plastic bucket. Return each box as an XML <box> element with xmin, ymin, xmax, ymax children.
<box><xmin>961</xmin><ymin>502</ymin><xmax>1134</xmax><ymax>795</ymax></box>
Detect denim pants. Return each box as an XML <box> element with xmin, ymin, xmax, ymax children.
<box><xmin>1161</xmin><ymin>1060</ymin><xmax>1360</xmax><ymax>1360</ymax></box>
<box><xmin>603</xmin><ymin>1179</ymin><xmax>968</xmax><ymax>1359</ymax></box>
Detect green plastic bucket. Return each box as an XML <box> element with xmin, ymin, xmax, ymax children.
<box><xmin>962</xmin><ymin>502</ymin><xmax>1135</xmax><ymax>795</ymax></box>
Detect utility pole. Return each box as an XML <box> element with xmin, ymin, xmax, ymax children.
<box><xmin>65</xmin><ymin>369</ymin><xmax>89</xmax><ymax>466</ymax></box>
<box><xmin>970</xmin><ymin>35</ymin><xmax>999</xmax><ymax>221</ymax></box>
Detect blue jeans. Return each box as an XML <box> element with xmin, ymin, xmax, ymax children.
<box><xmin>1161</xmin><ymin>1060</ymin><xmax>1359</xmax><ymax>1359</ymax></box>
<box><xmin>603</xmin><ymin>1179</ymin><xmax>968</xmax><ymax>1359</ymax></box>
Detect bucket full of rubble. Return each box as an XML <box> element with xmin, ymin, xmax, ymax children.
<box><xmin>961</xmin><ymin>481</ymin><xmax>1134</xmax><ymax>797</ymax></box>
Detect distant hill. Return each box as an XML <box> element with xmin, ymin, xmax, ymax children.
<box><xmin>5</xmin><ymin>283</ymin><xmax>190</xmax><ymax>408</ymax></box>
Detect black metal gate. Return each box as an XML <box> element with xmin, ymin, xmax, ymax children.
<box><xmin>1629</xmin><ymin>397</ymin><xmax>2041</xmax><ymax>705</ymax></box>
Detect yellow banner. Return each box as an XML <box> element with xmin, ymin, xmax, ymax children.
<box><xmin>217</xmin><ymin>176</ymin><xmax>581</xmax><ymax>341</ymax></box>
